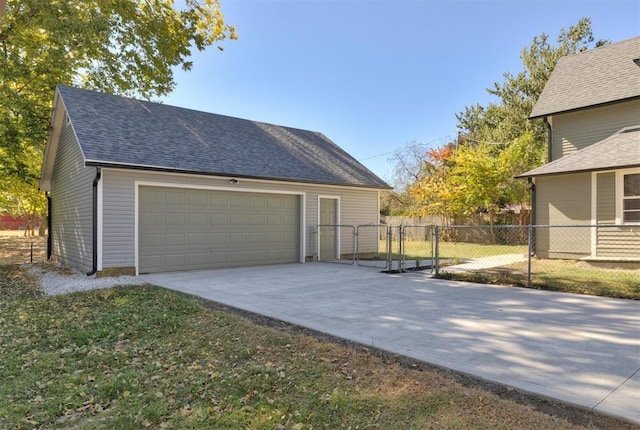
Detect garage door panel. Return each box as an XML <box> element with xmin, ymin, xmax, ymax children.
<box><xmin>140</xmin><ymin>254</ymin><xmax>162</xmax><ymax>268</ymax></box>
<box><xmin>140</xmin><ymin>212</ymin><xmax>162</xmax><ymax>225</ymax></box>
<box><xmin>188</xmin><ymin>213</ymin><xmax>208</xmax><ymax>225</ymax></box>
<box><xmin>188</xmin><ymin>233</ymin><xmax>208</xmax><ymax>245</ymax></box>
<box><xmin>164</xmin><ymin>253</ymin><xmax>186</xmax><ymax>267</ymax></box>
<box><xmin>139</xmin><ymin>187</ymin><xmax>300</xmax><ymax>273</ymax></box>
<box><xmin>230</xmin><ymin>195</ymin><xmax>246</xmax><ymax>208</ymax></box>
<box><xmin>188</xmin><ymin>191</ymin><xmax>208</xmax><ymax>206</ymax></box>
<box><xmin>165</xmin><ymin>190</ymin><xmax>186</xmax><ymax>205</ymax></box>
<box><xmin>187</xmin><ymin>253</ymin><xmax>207</xmax><ymax>266</ymax></box>
<box><xmin>249</xmin><ymin>196</ymin><xmax>266</xmax><ymax>208</ymax></box>
<box><xmin>140</xmin><ymin>233</ymin><xmax>162</xmax><ymax>247</ymax></box>
<box><xmin>209</xmin><ymin>232</ymin><xmax>228</xmax><ymax>244</ymax></box>
<box><xmin>165</xmin><ymin>212</ymin><xmax>185</xmax><ymax>225</ymax></box>
<box><xmin>210</xmin><ymin>213</ymin><xmax>227</xmax><ymax>225</ymax></box>
<box><xmin>209</xmin><ymin>251</ymin><xmax>229</xmax><ymax>264</ymax></box>
<box><xmin>165</xmin><ymin>233</ymin><xmax>186</xmax><ymax>245</ymax></box>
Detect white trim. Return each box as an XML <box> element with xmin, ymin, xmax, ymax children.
<box><xmin>300</xmin><ymin>193</ymin><xmax>306</xmax><ymax>263</ymax></box>
<box><xmin>135</xmin><ymin>180</ymin><xmax>305</xmax><ymax>196</ymax></box>
<box><xmin>97</xmin><ymin>171</ymin><xmax>104</xmax><ymax>271</ymax></box>
<box><xmin>134</xmin><ymin>181</ymin><xmax>306</xmax><ymax>274</ymax></box>
<box><xmin>590</xmin><ymin>172</ymin><xmax>597</xmax><ymax>257</ymax></box>
<box><xmin>317</xmin><ymin>195</ymin><xmax>341</xmax><ymax>259</ymax></box>
<box><xmin>134</xmin><ymin>183</ymin><xmax>139</xmax><ymax>276</ymax></box>
<box><xmin>617</xmin><ymin>167</ymin><xmax>640</xmax><ymax>224</ymax></box>
<box><xmin>90</xmin><ymin>164</ymin><xmax>387</xmax><ymax>192</ymax></box>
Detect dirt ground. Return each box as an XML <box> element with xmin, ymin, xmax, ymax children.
<box><xmin>0</xmin><ymin>231</ymin><xmax>47</xmax><ymax>265</ymax></box>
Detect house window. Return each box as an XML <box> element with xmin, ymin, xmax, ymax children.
<box><xmin>623</xmin><ymin>173</ymin><xmax>640</xmax><ymax>222</ymax></box>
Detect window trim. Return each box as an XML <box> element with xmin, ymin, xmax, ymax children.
<box><xmin>616</xmin><ymin>167</ymin><xmax>640</xmax><ymax>224</ymax></box>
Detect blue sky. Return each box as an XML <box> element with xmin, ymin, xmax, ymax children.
<box><xmin>163</xmin><ymin>0</ymin><xmax>640</xmax><ymax>183</ymax></box>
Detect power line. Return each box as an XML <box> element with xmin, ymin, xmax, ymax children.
<box><xmin>360</xmin><ymin>133</ymin><xmax>455</xmax><ymax>161</ymax></box>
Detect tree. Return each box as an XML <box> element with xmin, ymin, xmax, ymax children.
<box><xmin>409</xmin><ymin>18</ymin><xmax>607</xmax><ymax>229</ymax></box>
<box><xmin>410</xmin><ymin>133</ymin><xmax>545</xmax><ymax>233</ymax></box>
<box><xmin>456</xmin><ymin>17</ymin><xmax>607</xmax><ymax>146</ymax></box>
<box><xmin>408</xmin><ymin>144</ymin><xmax>460</xmax><ymax>225</ymax></box>
<box><xmin>0</xmin><ymin>0</ymin><xmax>237</xmax><ymax>234</ymax></box>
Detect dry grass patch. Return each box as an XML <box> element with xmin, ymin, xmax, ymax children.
<box><xmin>1</xmin><ymin>265</ymin><xmax>635</xmax><ymax>429</ymax></box>
<box><xmin>0</xmin><ymin>231</ymin><xmax>47</xmax><ymax>265</ymax></box>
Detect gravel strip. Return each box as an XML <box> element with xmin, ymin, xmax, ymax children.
<box><xmin>28</xmin><ymin>264</ymin><xmax>147</xmax><ymax>296</ymax></box>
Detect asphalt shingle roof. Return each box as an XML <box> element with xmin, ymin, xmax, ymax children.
<box><xmin>529</xmin><ymin>36</ymin><xmax>640</xmax><ymax>118</ymax></box>
<box><xmin>517</xmin><ymin>125</ymin><xmax>640</xmax><ymax>178</ymax></box>
<box><xmin>58</xmin><ymin>85</ymin><xmax>390</xmax><ymax>189</ymax></box>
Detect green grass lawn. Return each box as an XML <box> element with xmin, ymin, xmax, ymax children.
<box><xmin>369</xmin><ymin>239</ymin><xmax>528</xmax><ymax>262</ymax></box>
<box><xmin>1</xmin><ymin>265</ymin><xmax>632</xmax><ymax>430</ymax></box>
<box><xmin>374</xmin><ymin>239</ymin><xmax>639</xmax><ymax>300</ymax></box>
<box><xmin>438</xmin><ymin>259</ymin><xmax>640</xmax><ymax>300</ymax></box>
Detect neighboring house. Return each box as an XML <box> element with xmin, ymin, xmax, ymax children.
<box><xmin>40</xmin><ymin>85</ymin><xmax>390</xmax><ymax>276</ymax></box>
<box><xmin>0</xmin><ymin>214</ymin><xmax>27</xmax><ymax>230</ymax></box>
<box><xmin>518</xmin><ymin>36</ymin><xmax>640</xmax><ymax>262</ymax></box>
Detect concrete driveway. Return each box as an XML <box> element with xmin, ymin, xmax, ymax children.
<box><xmin>142</xmin><ymin>263</ymin><xmax>640</xmax><ymax>424</ymax></box>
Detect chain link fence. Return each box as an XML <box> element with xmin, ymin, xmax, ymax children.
<box><xmin>400</xmin><ymin>225</ymin><xmax>434</xmax><ymax>271</ymax></box>
<box><xmin>315</xmin><ymin>223</ymin><xmax>639</xmax><ymax>297</ymax></box>
<box><xmin>355</xmin><ymin>224</ymin><xmax>390</xmax><ymax>269</ymax></box>
<box><xmin>313</xmin><ymin>225</ymin><xmax>356</xmax><ymax>264</ymax></box>
<box><xmin>431</xmin><ymin>224</ymin><xmax>640</xmax><ymax>296</ymax></box>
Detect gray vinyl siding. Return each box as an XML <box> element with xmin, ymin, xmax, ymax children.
<box><xmin>101</xmin><ymin>169</ymin><xmax>380</xmax><ymax>270</ymax></box>
<box><xmin>596</xmin><ymin>173</ymin><xmax>615</xmax><ymax>224</ymax></box>
<box><xmin>535</xmin><ymin>173</ymin><xmax>591</xmax><ymax>258</ymax></box>
<box><xmin>50</xmin><ymin>121</ymin><xmax>94</xmax><ymax>272</ymax></box>
<box><xmin>596</xmin><ymin>172</ymin><xmax>640</xmax><ymax>258</ymax></box>
<box><xmin>551</xmin><ymin>99</ymin><xmax>640</xmax><ymax>161</ymax></box>
<box><xmin>596</xmin><ymin>226</ymin><xmax>640</xmax><ymax>258</ymax></box>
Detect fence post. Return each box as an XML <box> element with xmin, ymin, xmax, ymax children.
<box><xmin>434</xmin><ymin>225</ymin><xmax>440</xmax><ymax>276</ymax></box>
<box><xmin>398</xmin><ymin>226</ymin><xmax>404</xmax><ymax>272</ymax></box>
<box><xmin>313</xmin><ymin>226</ymin><xmax>318</xmax><ymax>262</ymax></box>
<box><xmin>527</xmin><ymin>225</ymin><xmax>533</xmax><ymax>288</ymax></box>
<box><xmin>386</xmin><ymin>226</ymin><xmax>392</xmax><ymax>270</ymax></box>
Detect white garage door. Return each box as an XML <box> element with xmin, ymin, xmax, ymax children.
<box><xmin>139</xmin><ymin>187</ymin><xmax>300</xmax><ymax>273</ymax></box>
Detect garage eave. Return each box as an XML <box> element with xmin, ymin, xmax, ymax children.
<box><xmin>86</xmin><ymin>160</ymin><xmax>393</xmax><ymax>190</ymax></box>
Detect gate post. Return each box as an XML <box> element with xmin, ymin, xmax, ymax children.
<box><xmin>386</xmin><ymin>226</ymin><xmax>392</xmax><ymax>270</ymax></box>
<box><xmin>313</xmin><ymin>225</ymin><xmax>318</xmax><ymax>262</ymax></box>
<box><xmin>527</xmin><ymin>225</ymin><xmax>533</xmax><ymax>288</ymax></box>
<box><xmin>434</xmin><ymin>225</ymin><xmax>440</xmax><ymax>276</ymax></box>
<box><xmin>398</xmin><ymin>226</ymin><xmax>404</xmax><ymax>272</ymax></box>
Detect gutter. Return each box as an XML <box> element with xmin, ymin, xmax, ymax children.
<box><xmin>87</xmin><ymin>168</ymin><xmax>101</xmax><ymax>276</ymax></box>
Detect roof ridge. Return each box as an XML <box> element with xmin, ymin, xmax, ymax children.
<box><xmin>53</xmin><ymin>85</ymin><xmax>391</xmax><ymax>189</ymax></box>
<box><xmin>56</xmin><ymin>84</ymin><xmax>325</xmax><ymax>135</ymax></box>
<box><xmin>557</xmin><ymin>35</ymin><xmax>640</xmax><ymax>62</ymax></box>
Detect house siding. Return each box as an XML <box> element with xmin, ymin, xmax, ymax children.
<box><xmin>596</xmin><ymin>172</ymin><xmax>640</xmax><ymax>259</ymax></box>
<box><xmin>596</xmin><ymin>172</ymin><xmax>616</xmax><ymax>224</ymax></box>
<box><xmin>101</xmin><ymin>169</ymin><xmax>379</xmax><ymax>270</ymax></box>
<box><xmin>596</xmin><ymin>225</ymin><xmax>640</xmax><ymax>259</ymax></box>
<box><xmin>50</xmin><ymin>122</ymin><xmax>94</xmax><ymax>272</ymax></box>
<box><xmin>551</xmin><ymin>99</ymin><xmax>640</xmax><ymax>160</ymax></box>
<box><xmin>535</xmin><ymin>173</ymin><xmax>591</xmax><ymax>258</ymax></box>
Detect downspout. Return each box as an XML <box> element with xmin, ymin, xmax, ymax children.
<box><xmin>46</xmin><ymin>192</ymin><xmax>52</xmax><ymax>260</ymax></box>
<box><xmin>543</xmin><ymin>116</ymin><xmax>553</xmax><ymax>163</ymax></box>
<box><xmin>528</xmin><ymin>177</ymin><xmax>536</xmax><ymax>225</ymax></box>
<box><xmin>87</xmin><ymin>168</ymin><xmax>101</xmax><ymax>276</ymax></box>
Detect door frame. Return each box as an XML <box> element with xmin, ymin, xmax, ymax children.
<box><xmin>317</xmin><ymin>195</ymin><xmax>340</xmax><ymax>260</ymax></box>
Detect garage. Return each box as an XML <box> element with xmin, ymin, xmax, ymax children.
<box><xmin>138</xmin><ymin>186</ymin><xmax>300</xmax><ymax>273</ymax></box>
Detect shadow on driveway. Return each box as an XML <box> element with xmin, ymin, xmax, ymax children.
<box><xmin>142</xmin><ymin>262</ymin><xmax>640</xmax><ymax>424</ymax></box>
